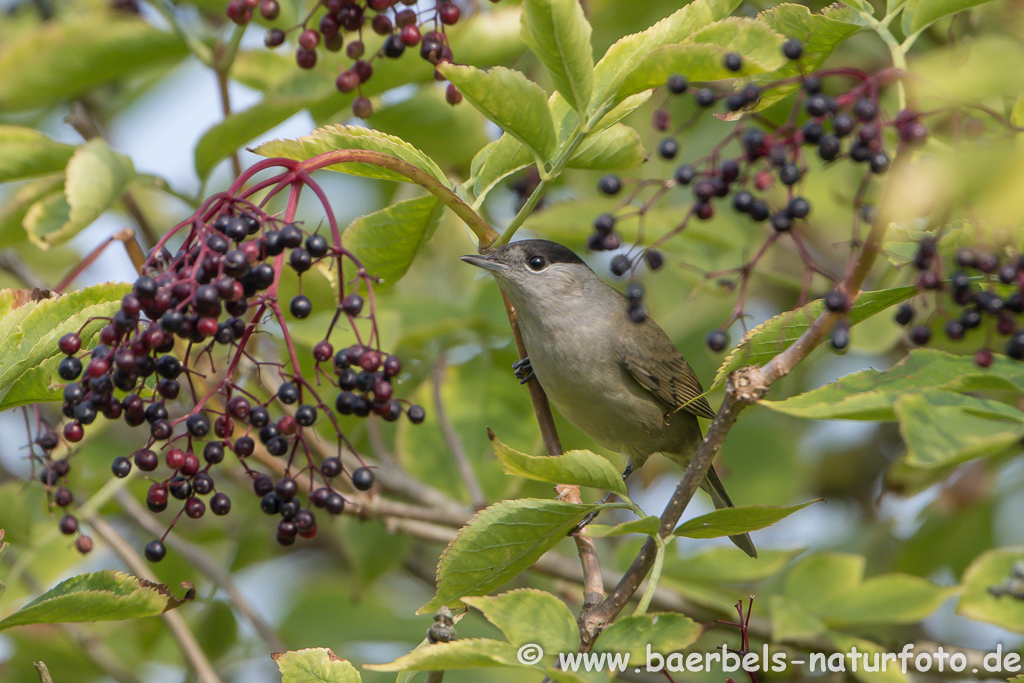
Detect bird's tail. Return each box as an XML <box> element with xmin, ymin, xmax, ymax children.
<box><xmin>700</xmin><ymin>467</ymin><xmax>757</xmax><ymax>559</ymax></box>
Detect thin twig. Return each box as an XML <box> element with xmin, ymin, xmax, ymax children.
<box><xmin>85</xmin><ymin>515</ymin><xmax>222</xmax><ymax>683</ymax></box>
<box><xmin>114</xmin><ymin>491</ymin><xmax>287</xmax><ymax>652</ymax></box>
<box><xmin>0</xmin><ymin>250</ymin><xmax>47</xmax><ymax>289</ymax></box>
<box><xmin>432</xmin><ymin>357</ymin><xmax>486</xmax><ymax>509</ymax></box>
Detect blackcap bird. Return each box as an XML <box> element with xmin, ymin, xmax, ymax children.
<box><xmin>461</xmin><ymin>239</ymin><xmax>756</xmax><ymax>558</ymax></box>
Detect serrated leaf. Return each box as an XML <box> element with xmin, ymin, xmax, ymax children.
<box><xmin>763</xmin><ymin>349</ymin><xmax>1024</xmax><ymax>420</ymax></box>
<box><xmin>902</xmin><ymin>0</ymin><xmax>996</xmax><ymax>36</ymax></box>
<box><xmin>254</xmin><ymin>124</ymin><xmax>449</xmax><ymax>188</ymax></box>
<box><xmin>712</xmin><ymin>285</ymin><xmax>918</xmax><ymax>389</ymax></box>
<box><xmin>463</xmin><ymin>590</ymin><xmax>578</xmax><ymax>654</ymax></box>
<box><xmin>567</xmin><ymin>123</ymin><xmax>645</xmax><ymax>170</ymax></box>
<box><xmin>0</xmin><ymin>126</ymin><xmax>75</xmax><ymax>183</ymax></box>
<box><xmin>673</xmin><ymin>500</ymin><xmax>820</xmax><ymax>539</ymax></box>
<box><xmin>341</xmin><ymin>195</ymin><xmax>443</xmax><ymax>287</ymax></box>
<box><xmin>0</xmin><ymin>570</ymin><xmax>193</xmax><ymax>631</ymax></box>
<box><xmin>0</xmin><ymin>18</ymin><xmax>186</xmax><ymax>112</ymax></box>
<box><xmin>418</xmin><ymin>499</ymin><xmax>597</xmax><ymax>614</ymax></box>
<box><xmin>272</xmin><ymin>648</ymin><xmax>361</xmax><ymax>683</ymax></box>
<box><xmin>521</xmin><ymin>0</ymin><xmax>594</xmax><ymax>112</ymax></box>
<box><xmin>364</xmin><ymin>639</ymin><xmax>520</xmax><ymax>671</ymax></box>
<box><xmin>439</xmin><ymin>64</ymin><xmax>556</xmax><ymax>161</ymax></box>
<box><xmin>895</xmin><ymin>391</ymin><xmax>1024</xmax><ymax>467</ymax></box>
<box><xmin>0</xmin><ymin>283</ymin><xmax>130</xmax><ymax>411</ymax></box>
<box><xmin>588</xmin><ymin>0</ymin><xmax>742</xmax><ymax>118</ymax></box>
<box><xmin>957</xmin><ymin>548</ymin><xmax>1024</xmax><ymax>633</ymax></box>
<box><xmin>769</xmin><ymin>595</ymin><xmax>827</xmax><ymax>642</ymax></box>
<box><xmin>617</xmin><ymin>18</ymin><xmax>787</xmax><ymax>102</ymax></box>
<box><xmin>593</xmin><ymin>613</ymin><xmax>701</xmax><ymax>660</ymax></box>
<box><xmin>490</xmin><ymin>432</ymin><xmax>627</xmax><ymax>496</ymax></box>
<box><xmin>585</xmin><ymin>517</ymin><xmax>660</xmax><ymax>538</ymax></box>
<box><xmin>24</xmin><ymin>139</ymin><xmax>135</xmax><ymax>249</ymax></box>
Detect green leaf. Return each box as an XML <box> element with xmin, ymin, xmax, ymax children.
<box><xmin>593</xmin><ymin>613</ymin><xmax>701</xmax><ymax>660</ymax></box>
<box><xmin>364</xmin><ymin>639</ymin><xmax>520</xmax><ymax>671</ymax></box>
<box><xmin>24</xmin><ymin>139</ymin><xmax>135</xmax><ymax>249</ymax></box>
<box><xmin>0</xmin><ymin>18</ymin><xmax>186</xmax><ymax>112</ymax></box>
<box><xmin>0</xmin><ymin>283</ymin><xmax>130</xmax><ymax>411</ymax></box>
<box><xmin>254</xmin><ymin>124</ymin><xmax>450</xmax><ymax>188</ymax></box>
<box><xmin>521</xmin><ymin>0</ymin><xmax>594</xmax><ymax>112</ymax></box>
<box><xmin>769</xmin><ymin>595</ymin><xmax>827</xmax><ymax>642</ymax></box>
<box><xmin>0</xmin><ymin>126</ymin><xmax>75</xmax><ymax>183</ymax></box>
<box><xmin>673</xmin><ymin>500</ymin><xmax>819</xmax><ymax>539</ymax></box>
<box><xmin>468</xmin><ymin>133</ymin><xmax>534</xmax><ymax>202</ymax></box>
<box><xmin>490</xmin><ymin>432</ymin><xmax>628</xmax><ymax>496</ymax></box>
<box><xmin>782</xmin><ymin>553</ymin><xmax>955</xmax><ymax>625</ymax></box>
<box><xmin>902</xmin><ymin>0</ymin><xmax>996</xmax><ymax>36</ymax></box>
<box><xmin>663</xmin><ymin>547</ymin><xmax>801</xmax><ymax>584</ymax></box>
<box><xmin>272</xmin><ymin>648</ymin><xmax>361</xmax><ymax>683</ymax></box>
<box><xmin>341</xmin><ymin>196</ymin><xmax>443</xmax><ymax>287</ymax></box>
<box><xmin>417</xmin><ymin>499</ymin><xmax>597</xmax><ymax>614</ymax></box>
<box><xmin>0</xmin><ymin>174</ymin><xmax>63</xmax><ymax>246</ymax></box>
<box><xmin>0</xmin><ymin>570</ymin><xmax>193</xmax><ymax>631</ymax></box>
<box><xmin>763</xmin><ymin>349</ymin><xmax>1024</xmax><ymax>421</ymax></box>
<box><xmin>712</xmin><ymin>285</ymin><xmax>918</xmax><ymax>389</ymax></box>
<box><xmin>585</xmin><ymin>517</ymin><xmax>660</xmax><ymax>538</ymax></box>
<box><xmin>439</xmin><ymin>64</ymin><xmax>556</xmax><ymax>161</ymax></box>
<box><xmin>957</xmin><ymin>548</ymin><xmax>1024</xmax><ymax>633</ymax></box>
<box><xmin>819</xmin><ymin>575</ymin><xmax>957</xmax><ymax>625</ymax></box>
<box><xmin>567</xmin><ymin>123</ymin><xmax>645</xmax><ymax>170</ymax></box>
<box><xmin>588</xmin><ymin>0</ymin><xmax>742</xmax><ymax>118</ymax></box>
<box><xmin>463</xmin><ymin>589</ymin><xmax>578</xmax><ymax>654</ymax></box>
<box><xmin>1012</xmin><ymin>93</ymin><xmax>1024</xmax><ymax>129</ymax></box>
<box><xmin>784</xmin><ymin>553</ymin><xmax>866</xmax><ymax>613</ymax></box>
<box><xmin>895</xmin><ymin>391</ymin><xmax>1024</xmax><ymax>467</ymax></box>
<box><xmin>617</xmin><ymin>18</ymin><xmax>787</xmax><ymax>102</ymax></box>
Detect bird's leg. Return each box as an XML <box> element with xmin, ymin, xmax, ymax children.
<box><xmin>511</xmin><ymin>356</ymin><xmax>534</xmax><ymax>384</ymax></box>
<box><xmin>570</xmin><ymin>463</ymin><xmax>636</xmax><ymax>535</ymax></box>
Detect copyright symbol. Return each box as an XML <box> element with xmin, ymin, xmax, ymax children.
<box><xmin>517</xmin><ymin>643</ymin><xmax>544</xmax><ymax>665</ymax></box>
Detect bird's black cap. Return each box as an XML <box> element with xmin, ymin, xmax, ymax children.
<box><xmin>489</xmin><ymin>239</ymin><xmax>586</xmax><ymax>266</ymax></box>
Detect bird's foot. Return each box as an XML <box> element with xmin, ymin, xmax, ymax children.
<box><xmin>512</xmin><ymin>357</ymin><xmax>534</xmax><ymax>384</ymax></box>
<box><xmin>569</xmin><ymin>509</ymin><xmax>601</xmax><ymax>536</ymax></box>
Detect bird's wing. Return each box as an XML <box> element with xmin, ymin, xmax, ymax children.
<box><xmin>619</xmin><ymin>340</ymin><xmax>716</xmax><ymax>420</ymax></box>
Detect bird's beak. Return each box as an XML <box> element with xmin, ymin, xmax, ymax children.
<box><xmin>460</xmin><ymin>254</ymin><xmax>504</xmax><ymax>272</ymax></box>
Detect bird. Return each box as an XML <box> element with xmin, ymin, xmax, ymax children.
<box><xmin>461</xmin><ymin>239</ymin><xmax>756</xmax><ymax>558</ymax></box>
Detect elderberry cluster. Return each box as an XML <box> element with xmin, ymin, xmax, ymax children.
<box><xmin>894</xmin><ymin>238</ymin><xmax>1024</xmax><ymax>367</ymax></box>
<box><xmin>589</xmin><ymin>42</ymin><xmax>930</xmax><ymax>352</ymax></box>
<box><xmin>48</xmin><ymin>196</ymin><xmax>425</xmax><ymax>560</ymax></box>
<box><xmin>227</xmin><ymin>0</ymin><xmax>497</xmax><ymax>118</ymax></box>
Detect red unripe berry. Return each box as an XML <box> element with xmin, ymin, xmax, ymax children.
<box><xmin>278</xmin><ymin>414</ymin><xmax>298</xmax><ymax>436</ymax></box>
<box><xmin>754</xmin><ymin>170</ymin><xmax>774</xmax><ymax>191</ymax></box>
<box><xmin>400</xmin><ymin>23</ymin><xmax>421</xmax><ymax>45</ymax></box>
<box><xmin>975</xmin><ymin>348</ymin><xmax>994</xmax><ymax>368</ymax></box>
<box><xmin>299</xmin><ymin>29</ymin><xmax>320</xmax><ymax>50</ymax></box>
<box><xmin>336</xmin><ymin>70</ymin><xmax>360</xmax><ymax>93</ymax></box>
<box><xmin>346</xmin><ymin>40</ymin><xmax>365</xmax><ymax>59</ymax></box>
<box><xmin>226</xmin><ymin>0</ymin><xmax>251</xmax><ymax>24</ymax></box>
<box><xmin>197</xmin><ymin>317</ymin><xmax>219</xmax><ymax>337</ymax></box>
<box><xmin>296</xmin><ymin>47</ymin><xmax>317</xmax><ymax>69</ymax></box>
<box><xmin>64</xmin><ymin>422</ymin><xmax>84</xmax><ymax>442</ymax></box>
<box><xmin>59</xmin><ymin>514</ymin><xmax>78</xmax><ymax>535</ymax></box>
<box><xmin>75</xmin><ymin>535</ymin><xmax>93</xmax><ymax>554</ymax></box>
<box><xmin>215</xmin><ymin>414</ymin><xmax>235</xmax><ymax>438</ymax></box>
<box><xmin>185</xmin><ymin>498</ymin><xmax>206</xmax><ymax>519</ymax></box>
<box><xmin>166</xmin><ymin>448</ymin><xmax>186</xmax><ymax>470</ymax></box>
<box><xmin>181</xmin><ymin>452</ymin><xmax>200</xmax><ymax>476</ymax></box>
<box><xmin>438</xmin><ymin>2</ymin><xmax>460</xmax><ymax>24</ymax></box>
<box><xmin>352</xmin><ymin>96</ymin><xmax>373</xmax><ymax>118</ymax></box>
<box><xmin>353</xmin><ymin>59</ymin><xmax>373</xmax><ymax>82</ymax></box>
<box><xmin>359</xmin><ymin>350</ymin><xmax>382</xmax><ymax>371</ymax></box>
<box><xmin>259</xmin><ymin>0</ymin><xmax>279</xmax><ymax>19</ymax></box>
<box><xmin>59</xmin><ymin>333</ymin><xmax>82</xmax><ymax>355</ymax></box>
<box><xmin>314</xmin><ymin>340</ymin><xmax>334</xmax><ymax>362</ymax></box>
<box><xmin>446</xmin><ymin>83</ymin><xmax>462</xmax><ymax>105</ymax></box>
<box><xmin>86</xmin><ymin>358</ymin><xmax>109</xmax><ymax>377</ymax></box>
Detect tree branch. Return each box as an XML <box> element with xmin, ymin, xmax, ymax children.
<box><xmin>432</xmin><ymin>357</ymin><xmax>486</xmax><ymax>509</ymax></box>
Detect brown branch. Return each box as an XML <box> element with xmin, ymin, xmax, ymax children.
<box><xmin>0</xmin><ymin>250</ymin><xmax>47</xmax><ymax>289</ymax></box>
<box><xmin>432</xmin><ymin>357</ymin><xmax>486</xmax><ymax>509</ymax></box>
<box><xmin>85</xmin><ymin>515</ymin><xmax>222</xmax><ymax>683</ymax></box>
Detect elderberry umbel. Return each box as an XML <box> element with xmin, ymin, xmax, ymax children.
<box><xmin>227</xmin><ymin>0</ymin><xmax>504</xmax><ymax>118</ymax></box>
<box><xmin>45</xmin><ymin>157</ymin><xmax>426</xmax><ymax>559</ymax></box>
<box><xmin>587</xmin><ymin>41</ymin><xmax>934</xmax><ymax>354</ymax></box>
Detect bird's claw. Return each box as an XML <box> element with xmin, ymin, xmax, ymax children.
<box><xmin>512</xmin><ymin>357</ymin><xmax>534</xmax><ymax>384</ymax></box>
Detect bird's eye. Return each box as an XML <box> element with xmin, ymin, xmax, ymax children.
<box><xmin>527</xmin><ymin>255</ymin><xmax>547</xmax><ymax>271</ymax></box>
